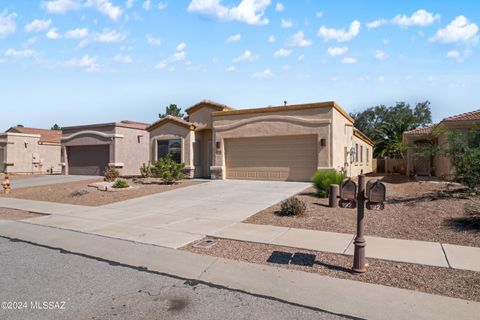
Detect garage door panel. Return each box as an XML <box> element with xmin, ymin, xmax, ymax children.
<box><xmin>225</xmin><ymin>135</ymin><xmax>317</xmax><ymax>182</ymax></box>
<box><xmin>68</xmin><ymin>145</ymin><xmax>110</xmax><ymax>176</ymax></box>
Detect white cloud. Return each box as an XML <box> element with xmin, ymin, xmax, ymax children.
<box><xmin>187</xmin><ymin>0</ymin><xmax>271</xmax><ymax>26</ymax></box>
<box><xmin>157</xmin><ymin>2</ymin><xmax>167</xmax><ymax>10</ymax></box>
<box><xmin>25</xmin><ymin>19</ymin><xmax>52</xmax><ymax>32</ymax></box>
<box><xmin>274</xmin><ymin>48</ymin><xmax>291</xmax><ymax>57</ymax></box>
<box><xmin>146</xmin><ymin>34</ymin><xmax>161</xmax><ymax>45</ymax></box>
<box><xmin>431</xmin><ymin>16</ymin><xmax>478</xmax><ymax>44</ymax></box>
<box><xmin>298</xmin><ymin>54</ymin><xmax>304</xmax><ymax>61</ymax></box>
<box><xmin>342</xmin><ymin>57</ymin><xmax>357</xmax><ymax>64</ymax></box>
<box><xmin>287</xmin><ymin>31</ymin><xmax>312</xmax><ymax>47</ymax></box>
<box><xmin>252</xmin><ymin>68</ymin><xmax>273</xmax><ymax>79</ymax></box>
<box><xmin>113</xmin><ymin>54</ymin><xmax>132</xmax><ymax>63</ymax></box>
<box><xmin>65</xmin><ymin>27</ymin><xmax>89</xmax><ymax>39</ymax></box>
<box><xmin>268</xmin><ymin>35</ymin><xmax>275</xmax><ymax>43</ymax></box>
<box><xmin>46</xmin><ymin>27</ymin><xmax>61</xmax><ymax>39</ymax></box>
<box><xmin>225</xmin><ymin>65</ymin><xmax>236</xmax><ymax>72</ymax></box>
<box><xmin>5</xmin><ymin>48</ymin><xmax>35</xmax><ymax>58</ymax></box>
<box><xmin>446</xmin><ymin>50</ymin><xmax>460</xmax><ymax>58</ymax></box>
<box><xmin>42</xmin><ymin>0</ymin><xmax>82</xmax><ymax>14</ymax></box>
<box><xmin>392</xmin><ymin>9</ymin><xmax>439</xmax><ymax>27</ymax></box>
<box><xmin>226</xmin><ymin>33</ymin><xmax>241</xmax><ymax>43</ymax></box>
<box><xmin>126</xmin><ymin>0</ymin><xmax>135</xmax><ymax>9</ymax></box>
<box><xmin>43</xmin><ymin>0</ymin><xmax>122</xmax><ymax>20</ymax></box>
<box><xmin>176</xmin><ymin>42</ymin><xmax>186</xmax><ymax>51</ymax></box>
<box><xmin>327</xmin><ymin>46</ymin><xmax>348</xmax><ymax>57</ymax></box>
<box><xmin>233</xmin><ymin>50</ymin><xmax>257</xmax><ymax>63</ymax></box>
<box><xmin>281</xmin><ymin>18</ymin><xmax>292</xmax><ymax>28</ymax></box>
<box><xmin>366</xmin><ymin>19</ymin><xmax>386</xmax><ymax>29</ymax></box>
<box><xmin>275</xmin><ymin>2</ymin><xmax>283</xmax><ymax>12</ymax></box>
<box><xmin>315</xmin><ymin>11</ymin><xmax>323</xmax><ymax>18</ymax></box>
<box><xmin>155</xmin><ymin>48</ymin><xmax>187</xmax><ymax>69</ymax></box>
<box><xmin>446</xmin><ymin>49</ymin><xmax>472</xmax><ymax>62</ymax></box>
<box><xmin>0</xmin><ymin>10</ymin><xmax>16</xmax><ymax>38</ymax></box>
<box><xmin>85</xmin><ymin>0</ymin><xmax>123</xmax><ymax>20</ymax></box>
<box><xmin>373</xmin><ymin>49</ymin><xmax>386</xmax><ymax>60</ymax></box>
<box><xmin>142</xmin><ymin>0</ymin><xmax>152</xmax><ymax>10</ymax></box>
<box><xmin>93</xmin><ymin>29</ymin><xmax>125</xmax><ymax>42</ymax></box>
<box><xmin>318</xmin><ymin>20</ymin><xmax>360</xmax><ymax>42</ymax></box>
<box><xmin>66</xmin><ymin>54</ymin><xmax>102</xmax><ymax>71</ymax></box>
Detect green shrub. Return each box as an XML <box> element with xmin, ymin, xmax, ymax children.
<box><xmin>279</xmin><ymin>197</ymin><xmax>306</xmax><ymax>216</ymax></box>
<box><xmin>104</xmin><ymin>166</ymin><xmax>120</xmax><ymax>182</ymax></box>
<box><xmin>312</xmin><ymin>169</ymin><xmax>346</xmax><ymax>198</ymax></box>
<box><xmin>153</xmin><ymin>155</ymin><xmax>185</xmax><ymax>184</ymax></box>
<box><xmin>112</xmin><ymin>178</ymin><xmax>129</xmax><ymax>188</ymax></box>
<box><xmin>139</xmin><ymin>162</ymin><xmax>153</xmax><ymax>178</ymax></box>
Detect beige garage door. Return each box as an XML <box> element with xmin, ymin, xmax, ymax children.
<box><xmin>225</xmin><ymin>135</ymin><xmax>317</xmax><ymax>181</ymax></box>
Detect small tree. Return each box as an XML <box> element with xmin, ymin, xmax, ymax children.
<box><xmin>51</xmin><ymin>124</ymin><xmax>62</xmax><ymax>130</ymax></box>
<box><xmin>442</xmin><ymin>129</ymin><xmax>480</xmax><ymax>191</ymax></box>
<box><xmin>159</xmin><ymin>104</ymin><xmax>184</xmax><ymax>118</ymax></box>
<box><xmin>153</xmin><ymin>155</ymin><xmax>185</xmax><ymax>184</ymax></box>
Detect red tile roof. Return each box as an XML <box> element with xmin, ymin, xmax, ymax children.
<box><xmin>146</xmin><ymin>115</ymin><xmax>196</xmax><ymax>132</ymax></box>
<box><xmin>118</xmin><ymin>120</ymin><xmax>150</xmax><ymax>130</ymax></box>
<box><xmin>443</xmin><ymin>109</ymin><xmax>480</xmax><ymax>122</ymax></box>
<box><xmin>403</xmin><ymin>125</ymin><xmax>435</xmax><ymax>136</ymax></box>
<box><xmin>6</xmin><ymin>126</ymin><xmax>62</xmax><ymax>143</ymax></box>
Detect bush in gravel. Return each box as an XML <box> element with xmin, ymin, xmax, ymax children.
<box><xmin>112</xmin><ymin>178</ymin><xmax>130</xmax><ymax>189</ymax></box>
<box><xmin>69</xmin><ymin>189</ymin><xmax>89</xmax><ymax>197</ymax></box>
<box><xmin>312</xmin><ymin>169</ymin><xmax>346</xmax><ymax>198</ymax></box>
<box><xmin>104</xmin><ymin>167</ymin><xmax>120</xmax><ymax>182</ymax></box>
<box><xmin>152</xmin><ymin>155</ymin><xmax>185</xmax><ymax>184</ymax></box>
<box><xmin>278</xmin><ymin>197</ymin><xmax>306</xmax><ymax>216</ymax></box>
<box><xmin>139</xmin><ymin>162</ymin><xmax>153</xmax><ymax>178</ymax></box>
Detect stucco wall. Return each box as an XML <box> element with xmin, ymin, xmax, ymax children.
<box><xmin>188</xmin><ymin>106</ymin><xmax>216</xmax><ymax>129</ymax></box>
<box><xmin>350</xmin><ymin>135</ymin><xmax>373</xmax><ymax>176</ymax></box>
<box><xmin>330</xmin><ymin>108</ymin><xmax>352</xmax><ymax>172</ymax></box>
<box><xmin>114</xmin><ymin>126</ymin><xmax>149</xmax><ymax>176</ymax></box>
<box><xmin>38</xmin><ymin>143</ymin><xmax>62</xmax><ymax>173</ymax></box>
<box><xmin>211</xmin><ymin>107</ymin><xmax>333</xmax><ymax>179</ymax></box>
<box><xmin>1</xmin><ymin>133</ymin><xmax>43</xmax><ymax>174</ymax></box>
<box><xmin>149</xmin><ymin>122</ymin><xmax>195</xmax><ymax>177</ymax></box>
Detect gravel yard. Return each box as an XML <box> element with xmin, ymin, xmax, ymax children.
<box><xmin>0</xmin><ymin>207</ymin><xmax>45</xmax><ymax>220</ymax></box>
<box><xmin>244</xmin><ymin>175</ymin><xmax>480</xmax><ymax>247</ymax></box>
<box><xmin>0</xmin><ymin>178</ymin><xmax>203</xmax><ymax>206</ymax></box>
<box><xmin>184</xmin><ymin>238</ymin><xmax>480</xmax><ymax>302</ymax></box>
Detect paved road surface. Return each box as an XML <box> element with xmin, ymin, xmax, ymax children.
<box><xmin>0</xmin><ymin>237</ymin><xmax>348</xmax><ymax>320</ymax></box>
<box><xmin>10</xmin><ymin>175</ymin><xmax>99</xmax><ymax>189</ymax></box>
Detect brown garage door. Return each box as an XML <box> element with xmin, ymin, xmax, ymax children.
<box><xmin>225</xmin><ymin>135</ymin><xmax>317</xmax><ymax>181</ymax></box>
<box><xmin>67</xmin><ymin>145</ymin><xmax>110</xmax><ymax>176</ymax></box>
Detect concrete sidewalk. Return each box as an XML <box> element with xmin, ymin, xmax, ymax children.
<box><xmin>0</xmin><ymin>221</ymin><xmax>478</xmax><ymax>320</ymax></box>
<box><xmin>210</xmin><ymin>223</ymin><xmax>480</xmax><ymax>272</ymax></box>
<box><xmin>10</xmin><ymin>175</ymin><xmax>99</xmax><ymax>188</ymax></box>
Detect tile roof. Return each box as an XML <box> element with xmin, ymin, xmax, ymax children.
<box><xmin>403</xmin><ymin>125</ymin><xmax>435</xmax><ymax>136</ymax></box>
<box><xmin>146</xmin><ymin>115</ymin><xmax>195</xmax><ymax>132</ymax></box>
<box><xmin>185</xmin><ymin>99</ymin><xmax>234</xmax><ymax>114</ymax></box>
<box><xmin>442</xmin><ymin>109</ymin><xmax>480</xmax><ymax>122</ymax></box>
<box><xmin>118</xmin><ymin>120</ymin><xmax>150</xmax><ymax>130</ymax></box>
<box><xmin>6</xmin><ymin>126</ymin><xmax>62</xmax><ymax>143</ymax></box>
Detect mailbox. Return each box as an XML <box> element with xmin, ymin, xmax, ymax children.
<box><xmin>366</xmin><ymin>180</ymin><xmax>386</xmax><ymax>203</ymax></box>
<box><xmin>340</xmin><ymin>178</ymin><xmax>357</xmax><ymax>201</ymax></box>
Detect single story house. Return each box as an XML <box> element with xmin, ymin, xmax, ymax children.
<box><xmin>61</xmin><ymin>120</ymin><xmax>149</xmax><ymax>176</ymax></box>
<box><xmin>0</xmin><ymin>126</ymin><xmax>62</xmax><ymax>174</ymax></box>
<box><xmin>147</xmin><ymin>100</ymin><xmax>373</xmax><ymax>182</ymax></box>
<box><xmin>403</xmin><ymin>109</ymin><xmax>480</xmax><ymax>179</ymax></box>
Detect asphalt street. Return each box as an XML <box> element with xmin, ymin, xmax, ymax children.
<box><xmin>0</xmin><ymin>237</ymin><xmax>349</xmax><ymax>320</ymax></box>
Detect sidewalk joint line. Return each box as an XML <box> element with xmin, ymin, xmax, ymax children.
<box><xmin>440</xmin><ymin>243</ymin><xmax>452</xmax><ymax>268</ymax></box>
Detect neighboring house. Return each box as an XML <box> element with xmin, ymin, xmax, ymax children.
<box><xmin>403</xmin><ymin>109</ymin><xmax>480</xmax><ymax>179</ymax></box>
<box><xmin>61</xmin><ymin>120</ymin><xmax>149</xmax><ymax>176</ymax></box>
<box><xmin>147</xmin><ymin>100</ymin><xmax>373</xmax><ymax>182</ymax></box>
<box><xmin>0</xmin><ymin>126</ymin><xmax>62</xmax><ymax>174</ymax></box>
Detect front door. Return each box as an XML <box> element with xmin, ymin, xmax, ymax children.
<box><xmin>205</xmin><ymin>139</ymin><xmax>212</xmax><ymax>178</ymax></box>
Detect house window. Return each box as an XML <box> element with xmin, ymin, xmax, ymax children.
<box><xmin>360</xmin><ymin>146</ymin><xmax>363</xmax><ymax>163</ymax></box>
<box><xmin>355</xmin><ymin>143</ymin><xmax>359</xmax><ymax>163</ymax></box>
<box><xmin>366</xmin><ymin>148</ymin><xmax>369</xmax><ymax>163</ymax></box>
<box><xmin>157</xmin><ymin>139</ymin><xmax>182</xmax><ymax>163</ymax></box>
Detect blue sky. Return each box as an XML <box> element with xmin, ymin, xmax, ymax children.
<box><xmin>0</xmin><ymin>0</ymin><xmax>479</xmax><ymax>129</ymax></box>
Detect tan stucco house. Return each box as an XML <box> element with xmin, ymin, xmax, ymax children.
<box><xmin>0</xmin><ymin>126</ymin><xmax>62</xmax><ymax>174</ymax></box>
<box><xmin>403</xmin><ymin>109</ymin><xmax>480</xmax><ymax>179</ymax></box>
<box><xmin>61</xmin><ymin>120</ymin><xmax>149</xmax><ymax>176</ymax></box>
<box><xmin>147</xmin><ymin>100</ymin><xmax>373</xmax><ymax>181</ymax></box>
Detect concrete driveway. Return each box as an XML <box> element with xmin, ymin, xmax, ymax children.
<box><xmin>25</xmin><ymin>179</ymin><xmax>310</xmax><ymax>248</ymax></box>
<box><xmin>10</xmin><ymin>175</ymin><xmax>100</xmax><ymax>188</ymax></box>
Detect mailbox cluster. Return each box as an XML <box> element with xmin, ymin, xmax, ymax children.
<box><xmin>339</xmin><ymin>178</ymin><xmax>386</xmax><ymax>210</ymax></box>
